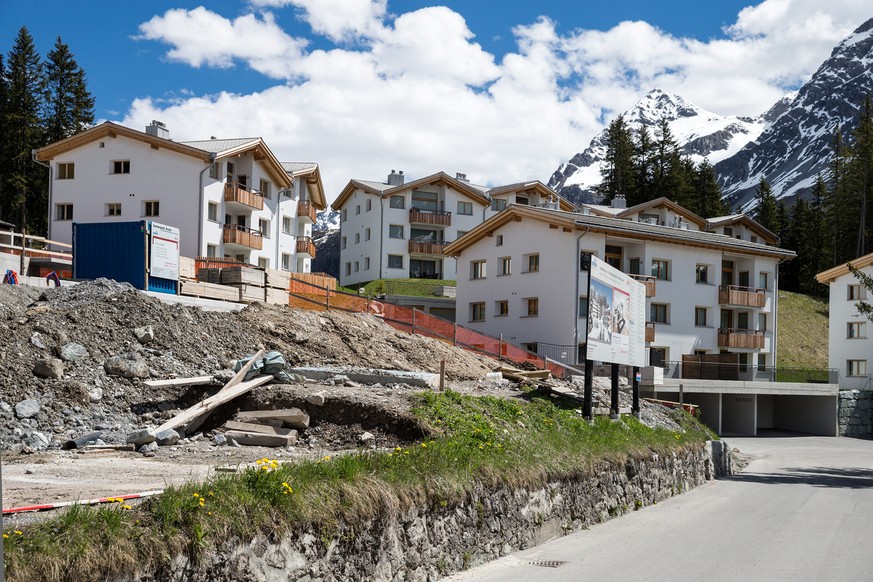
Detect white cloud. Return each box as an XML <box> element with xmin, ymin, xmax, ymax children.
<box><xmin>129</xmin><ymin>1</ymin><xmax>872</xmax><ymax>204</ymax></box>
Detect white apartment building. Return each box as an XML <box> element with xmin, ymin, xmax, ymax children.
<box><xmin>333</xmin><ymin>170</ymin><xmax>574</xmax><ymax>287</ymax></box>
<box><xmin>816</xmin><ymin>252</ymin><xmax>873</xmax><ymax>389</ymax></box>
<box><xmin>445</xmin><ymin>197</ymin><xmax>795</xmax><ymax>371</ymax></box>
<box><xmin>35</xmin><ymin>121</ymin><xmax>326</xmax><ymax>272</ymax></box>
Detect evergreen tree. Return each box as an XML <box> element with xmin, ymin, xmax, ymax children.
<box><xmin>598</xmin><ymin>115</ymin><xmax>636</xmax><ymax>206</ymax></box>
<box><xmin>849</xmin><ymin>265</ymin><xmax>873</xmax><ymax>321</ymax></box>
<box><xmin>632</xmin><ymin>127</ymin><xmax>655</xmax><ymax>206</ymax></box>
<box><xmin>44</xmin><ymin>36</ymin><xmax>94</xmax><ymax>143</ymax></box>
<box><xmin>846</xmin><ymin>95</ymin><xmax>873</xmax><ymax>257</ymax></box>
<box><xmin>753</xmin><ymin>177</ymin><xmax>780</xmax><ymax>234</ymax></box>
<box><xmin>651</xmin><ymin>118</ymin><xmax>680</xmax><ymax>200</ymax></box>
<box><xmin>3</xmin><ymin>26</ymin><xmax>45</xmax><ymax>232</ymax></box>
<box><xmin>694</xmin><ymin>159</ymin><xmax>728</xmax><ymax>218</ymax></box>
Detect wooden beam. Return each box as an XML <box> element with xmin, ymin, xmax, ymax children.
<box><xmin>143</xmin><ymin>376</ymin><xmax>214</xmax><ymax>389</ymax></box>
<box><xmin>225</xmin><ymin>431</ymin><xmax>298</xmax><ymax>447</ymax></box>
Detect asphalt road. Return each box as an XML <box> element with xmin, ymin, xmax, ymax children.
<box><xmin>444</xmin><ymin>434</ymin><xmax>873</xmax><ymax>582</ymax></box>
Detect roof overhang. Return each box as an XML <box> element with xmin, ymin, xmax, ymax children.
<box><xmin>815</xmin><ymin>251</ymin><xmax>873</xmax><ymax>284</ymax></box>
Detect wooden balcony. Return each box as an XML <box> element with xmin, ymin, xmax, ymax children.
<box><xmin>717</xmin><ymin>328</ymin><xmax>765</xmax><ymax>349</ymax></box>
<box><xmin>408</xmin><ymin>240</ymin><xmax>449</xmax><ymax>255</ymax></box>
<box><xmin>409</xmin><ymin>207</ymin><xmax>451</xmax><ymax>226</ymax></box>
<box><xmin>222</xmin><ymin>224</ymin><xmax>263</xmax><ymax>250</ymax></box>
<box><xmin>718</xmin><ymin>285</ymin><xmax>765</xmax><ymax>308</ymax></box>
<box><xmin>296</xmin><ymin>236</ymin><xmax>316</xmax><ymax>257</ymax></box>
<box><xmin>297</xmin><ymin>199</ymin><xmax>317</xmax><ymax>223</ymax></box>
<box><xmin>630</xmin><ymin>274</ymin><xmax>657</xmax><ymax>297</ymax></box>
<box><xmin>224</xmin><ymin>183</ymin><xmax>264</xmax><ymax>210</ymax></box>
<box><xmin>645</xmin><ymin>322</ymin><xmax>655</xmax><ymax>343</ymax></box>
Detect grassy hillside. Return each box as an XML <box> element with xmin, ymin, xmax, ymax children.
<box><xmin>776</xmin><ymin>290</ymin><xmax>829</xmax><ymax>369</ymax></box>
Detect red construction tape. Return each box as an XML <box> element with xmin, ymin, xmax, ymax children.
<box><xmin>3</xmin><ymin>489</ymin><xmax>164</xmax><ymax>514</ymax></box>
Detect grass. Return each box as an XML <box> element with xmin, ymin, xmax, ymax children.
<box><xmin>345</xmin><ymin>278</ymin><xmax>455</xmax><ymax>297</ymax></box>
<box><xmin>776</xmin><ymin>290</ymin><xmax>829</xmax><ymax>369</ymax></box>
<box><xmin>3</xmin><ymin>390</ymin><xmax>715</xmax><ymax>582</ymax></box>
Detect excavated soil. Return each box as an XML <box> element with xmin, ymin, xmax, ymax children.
<box><xmin>0</xmin><ymin>280</ymin><xmax>678</xmax><ymax>523</ymax></box>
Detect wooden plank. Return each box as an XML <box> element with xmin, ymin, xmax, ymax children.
<box><xmin>236</xmin><ymin>408</ymin><xmax>310</xmax><ymax>429</ymax></box>
<box><xmin>221</xmin><ymin>266</ymin><xmax>265</xmax><ymax>286</ymax></box>
<box><xmin>154</xmin><ymin>374</ymin><xmax>273</xmax><ymax>435</ymax></box>
<box><xmin>180</xmin><ymin>280</ymin><xmax>238</xmax><ymax>301</ymax></box>
<box><xmin>224</xmin><ymin>421</ymin><xmax>297</xmax><ymax>436</ymax></box>
<box><xmin>143</xmin><ymin>376</ymin><xmax>214</xmax><ymax>389</ymax></box>
<box><xmin>225</xmin><ymin>430</ymin><xmax>297</xmax><ymax>447</ymax></box>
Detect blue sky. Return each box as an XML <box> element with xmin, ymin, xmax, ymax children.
<box><xmin>2</xmin><ymin>1</ymin><xmax>871</xmax><ymax>201</ymax></box>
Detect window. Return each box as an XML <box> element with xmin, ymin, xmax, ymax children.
<box><xmin>471</xmin><ymin>302</ymin><xmax>485</xmax><ymax>322</ymax></box>
<box><xmin>208</xmin><ymin>202</ymin><xmax>218</xmax><ymax>222</ymax></box>
<box><xmin>366</xmin><ymin>199</ymin><xmax>372</xmax><ymax>212</ymax></box>
<box><xmin>847</xmin><ymin>360</ymin><xmax>867</xmax><ymax>376</ymax></box>
<box><xmin>737</xmin><ymin>312</ymin><xmax>750</xmax><ymax>330</ymax></box>
<box><xmin>457</xmin><ymin>201</ymin><xmax>473</xmax><ymax>215</ymax></box>
<box><xmin>354</xmin><ymin>233</ymin><xmax>360</xmax><ymax>244</ymax></box>
<box><xmin>388</xmin><ymin>254</ymin><xmax>403</xmax><ymax>269</ymax></box>
<box><xmin>471</xmin><ymin>260</ymin><xmax>487</xmax><ymax>280</ymax></box>
<box><xmin>58</xmin><ymin>162</ymin><xmax>75</xmax><ymax>179</ymax></box>
<box><xmin>759</xmin><ymin>313</ymin><xmax>767</xmax><ymax>332</ymax></box>
<box><xmin>496</xmin><ymin>235</ymin><xmax>503</xmax><ymax>246</ymax></box>
<box><xmin>694</xmin><ymin>307</ymin><xmax>707</xmax><ymax>327</ymax></box>
<box><xmin>496</xmin><ymin>300</ymin><xmax>509</xmax><ymax>316</ymax></box>
<box><xmin>412</xmin><ymin>190</ymin><xmax>438</xmax><ymax>211</ymax></box>
<box><xmin>260</xmin><ymin>179</ymin><xmax>271</xmax><ymax>199</ymax></box>
<box><xmin>106</xmin><ymin>203</ymin><xmax>121</xmax><ymax>216</ymax></box>
<box><xmin>354</xmin><ymin>261</ymin><xmax>359</xmax><ymax>272</ymax></box>
<box><xmin>751</xmin><ymin>235</ymin><xmax>758</xmax><ymax>243</ymax></box>
<box><xmin>724</xmin><ymin>227</ymin><xmax>733</xmax><ymax>237</ymax></box>
<box><xmin>650</xmin><ymin>303</ymin><xmax>668</xmax><ymax>324</ymax></box>
<box><xmin>355</xmin><ymin>205</ymin><xmax>361</xmax><ymax>215</ymax></box>
<box><xmin>525</xmin><ymin>297</ymin><xmax>539</xmax><ymax>317</ymax></box>
<box><xmin>56</xmin><ymin>204</ymin><xmax>73</xmax><ymax>221</ymax></box>
<box><xmin>650</xmin><ymin>347</ymin><xmax>666</xmax><ymax>367</ymax></box>
<box><xmin>757</xmin><ymin>354</ymin><xmax>767</xmax><ymax>372</ymax></box>
<box><xmin>388</xmin><ymin>224</ymin><xmax>403</xmax><ymax>239</ymax></box>
<box><xmin>848</xmin><ymin>322</ymin><xmax>867</xmax><ymax>339</ymax></box>
<box><xmin>112</xmin><ymin>160</ymin><xmax>130</xmax><ymax>174</ymax></box>
<box><xmin>696</xmin><ymin>265</ymin><xmax>708</xmax><ymax>284</ymax></box>
<box><xmin>364</xmin><ymin>257</ymin><xmax>370</xmax><ymax>270</ymax></box>
<box><xmin>525</xmin><ymin>253</ymin><xmax>540</xmax><ymax>273</ymax></box>
<box><xmin>258</xmin><ymin>257</ymin><xmax>268</xmax><ymax>269</ymax></box>
<box><xmin>282</xmin><ymin>216</ymin><xmax>292</xmax><ymax>234</ymax></box>
<box><xmin>365</xmin><ymin>228</ymin><xmax>371</xmax><ymax>241</ymax></box>
<box><xmin>259</xmin><ymin>219</ymin><xmax>270</xmax><ymax>238</ymax></box>
<box><xmin>206</xmin><ymin>244</ymin><xmax>217</xmax><ymax>258</ymax></box>
<box><xmin>759</xmin><ymin>272</ymin><xmax>769</xmax><ymax>290</ymax></box>
<box><xmin>144</xmin><ymin>201</ymin><xmax>159</xmax><ymax>217</ymax></box>
<box><xmin>651</xmin><ymin>259</ymin><xmax>669</xmax><ymax>280</ymax></box>
<box><xmin>341</xmin><ymin>236</ymin><xmax>347</xmax><ymax>250</ymax></box>
<box><xmin>579</xmin><ymin>296</ymin><xmax>588</xmax><ymax>317</ymax></box>
<box><xmin>341</xmin><ymin>209</ymin><xmax>347</xmax><ymax>222</ymax></box>
<box><xmin>389</xmin><ymin>196</ymin><xmax>405</xmax><ymax>209</ymax></box>
<box><xmin>579</xmin><ymin>251</ymin><xmax>592</xmax><ymax>271</ymax></box>
<box><xmin>848</xmin><ymin>285</ymin><xmax>866</xmax><ymax>301</ymax></box>
<box><xmin>209</xmin><ymin>162</ymin><xmax>220</xmax><ymax>180</ymax></box>
<box><xmin>281</xmin><ymin>253</ymin><xmax>291</xmax><ymax>271</ymax></box>
<box><xmin>499</xmin><ymin>257</ymin><xmax>511</xmax><ymax>276</ymax></box>
<box><xmin>345</xmin><ymin>262</ymin><xmax>351</xmax><ymax>276</ymax></box>
<box><xmin>491</xmin><ymin>199</ymin><xmax>506</xmax><ymax>211</ymax></box>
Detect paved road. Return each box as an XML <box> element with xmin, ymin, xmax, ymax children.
<box><xmin>444</xmin><ymin>435</ymin><xmax>873</xmax><ymax>582</ymax></box>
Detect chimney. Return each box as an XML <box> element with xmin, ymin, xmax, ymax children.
<box><xmin>611</xmin><ymin>194</ymin><xmax>627</xmax><ymax>209</ymax></box>
<box><xmin>455</xmin><ymin>172</ymin><xmax>469</xmax><ymax>182</ymax></box>
<box><xmin>387</xmin><ymin>169</ymin><xmax>405</xmax><ymax>186</ymax></box>
<box><xmin>146</xmin><ymin>120</ymin><xmax>169</xmax><ymax>139</ymax></box>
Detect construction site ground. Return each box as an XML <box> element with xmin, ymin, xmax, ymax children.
<box><xmin>0</xmin><ymin>280</ymin><xmax>677</xmax><ymax>526</ymax></box>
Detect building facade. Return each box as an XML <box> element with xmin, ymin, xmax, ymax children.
<box><xmin>333</xmin><ymin>170</ymin><xmax>574</xmax><ymax>287</ymax></box>
<box><xmin>35</xmin><ymin>121</ymin><xmax>326</xmax><ymax>272</ymax></box>
<box><xmin>445</xmin><ymin>198</ymin><xmax>795</xmax><ymax>370</ymax></box>
<box><xmin>816</xmin><ymin>252</ymin><xmax>873</xmax><ymax>389</ymax></box>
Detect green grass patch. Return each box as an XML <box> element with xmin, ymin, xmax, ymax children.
<box><xmin>3</xmin><ymin>391</ymin><xmax>714</xmax><ymax>582</ymax></box>
<box><xmin>776</xmin><ymin>290</ymin><xmax>829</xmax><ymax>369</ymax></box>
<box><xmin>345</xmin><ymin>278</ymin><xmax>455</xmax><ymax>297</ymax></box>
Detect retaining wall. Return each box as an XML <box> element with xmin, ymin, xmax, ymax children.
<box><xmin>128</xmin><ymin>441</ymin><xmax>732</xmax><ymax>582</ymax></box>
<box><xmin>839</xmin><ymin>389</ymin><xmax>873</xmax><ymax>437</ymax></box>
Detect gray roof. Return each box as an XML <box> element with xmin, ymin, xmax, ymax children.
<box><xmin>355</xmin><ymin>179</ymin><xmax>394</xmax><ymax>193</ymax></box>
<box><xmin>282</xmin><ymin>162</ymin><xmax>318</xmax><ymax>174</ymax></box>
<box><xmin>706</xmin><ymin>214</ymin><xmax>745</xmax><ymax>225</ymax></box>
<box><xmin>180</xmin><ymin>138</ymin><xmax>260</xmax><ymax>154</ymax></box>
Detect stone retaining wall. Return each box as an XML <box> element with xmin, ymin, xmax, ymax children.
<box><xmin>839</xmin><ymin>390</ymin><xmax>873</xmax><ymax>437</ymax></box>
<box><xmin>131</xmin><ymin>441</ymin><xmax>732</xmax><ymax>582</ymax></box>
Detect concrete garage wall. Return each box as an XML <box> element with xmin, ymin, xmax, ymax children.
<box><xmin>722</xmin><ymin>394</ymin><xmax>756</xmax><ymax>435</ymax></box>
<box><xmin>773</xmin><ymin>395</ymin><xmax>837</xmax><ymax>436</ymax></box>
<box><xmin>682</xmin><ymin>393</ymin><xmax>721</xmax><ymax>434</ymax></box>
<box><xmin>757</xmin><ymin>394</ymin><xmax>774</xmax><ymax>429</ymax></box>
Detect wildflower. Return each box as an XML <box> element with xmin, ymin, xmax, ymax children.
<box><xmin>2</xmin><ymin>534</ymin><xmax>7</xmax><ymax>539</ymax></box>
<box><xmin>122</xmin><ymin>505</ymin><xmax>132</xmax><ymax>510</ymax></box>
<box><xmin>421</xmin><ymin>442</ymin><xmax>427</xmax><ymax>448</ymax></box>
<box><xmin>14</xmin><ymin>530</ymin><xmax>22</xmax><ymax>536</ymax></box>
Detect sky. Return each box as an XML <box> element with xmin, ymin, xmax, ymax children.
<box><xmin>2</xmin><ymin>0</ymin><xmax>872</xmax><ymax>205</ymax></box>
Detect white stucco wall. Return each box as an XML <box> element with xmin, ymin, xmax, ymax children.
<box><xmin>828</xmin><ymin>266</ymin><xmax>873</xmax><ymax>389</ymax></box>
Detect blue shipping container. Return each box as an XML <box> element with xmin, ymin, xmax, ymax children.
<box><xmin>73</xmin><ymin>221</ymin><xmax>178</xmax><ymax>294</ymax></box>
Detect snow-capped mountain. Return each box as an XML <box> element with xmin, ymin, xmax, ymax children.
<box><xmin>548</xmin><ymin>89</ymin><xmax>778</xmax><ymax>205</ymax></box>
<box><xmin>315</xmin><ymin>209</ymin><xmax>341</xmax><ymax>232</ymax></box>
<box><xmin>715</xmin><ymin>18</ymin><xmax>873</xmax><ymax>211</ymax></box>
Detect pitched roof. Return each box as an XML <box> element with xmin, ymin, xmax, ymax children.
<box><xmin>486</xmin><ymin>180</ymin><xmax>576</xmax><ymax>211</ymax></box>
<box><xmin>815</xmin><ymin>251</ymin><xmax>873</xmax><ymax>284</ymax></box>
<box><xmin>180</xmin><ymin>138</ymin><xmax>261</xmax><ymax>154</ymax></box>
<box><xmin>281</xmin><ymin>162</ymin><xmax>326</xmax><ymax>209</ymax></box>
<box><xmin>705</xmin><ymin>214</ymin><xmax>779</xmax><ymax>244</ymax></box>
<box><xmin>615</xmin><ymin>197</ymin><xmax>707</xmax><ymax>227</ymax></box>
<box><xmin>444</xmin><ymin>204</ymin><xmax>796</xmax><ymax>260</ymax></box>
<box><xmin>332</xmin><ymin>171</ymin><xmax>491</xmax><ymax>209</ymax></box>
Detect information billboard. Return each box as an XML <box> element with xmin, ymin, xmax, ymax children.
<box><xmin>149</xmin><ymin>222</ymin><xmax>180</xmax><ymax>281</ymax></box>
<box><xmin>585</xmin><ymin>255</ymin><xmax>646</xmax><ymax>367</ymax></box>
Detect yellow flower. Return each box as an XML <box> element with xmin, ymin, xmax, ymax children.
<box><xmin>3</xmin><ymin>534</ymin><xmax>8</xmax><ymax>539</ymax></box>
<box><xmin>193</xmin><ymin>493</ymin><xmax>200</xmax><ymax>498</ymax></box>
<box><xmin>122</xmin><ymin>505</ymin><xmax>132</xmax><ymax>510</ymax></box>
<box><xmin>421</xmin><ymin>442</ymin><xmax>427</xmax><ymax>448</ymax></box>
<box><xmin>14</xmin><ymin>530</ymin><xmax>23</xmax><ymax>536</ymax></box>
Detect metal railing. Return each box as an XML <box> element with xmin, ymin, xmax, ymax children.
<box><xmin>657</xmin><ymin>360</ymin><xmax>837</xmax><ymax>384</ymax></box>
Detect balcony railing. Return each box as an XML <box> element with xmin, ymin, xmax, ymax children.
<box><xmin>296</xmin><ymin>236</ymin><xmax>316</xmax><ymax>257</ymax></box>
<box><xmin>222</xmin><ymin>223</ymin><xmax>263</xmax><ymax>250</ymax></box>
<box><xmin>297</xmin><ymin>199</ymin><xmax>317</xmax><ymax>223</ymax></box>
<box><xmin>718</xmin><ymin>285</ymin><xmax>766</xmax><ymax>308</ymax></box>
<box><xmin>224</xmin><ymin>182</ymin><xmax>264</xmax><ymax>210</ymax></box>
<box><xmin>630</xmin><ymin>274</ymin><xmax>657</xmax><ymax>297</ymax></box>
<box><xmin>408</xmin><ymin>240</ymin><xmax>449</xmax><ymax>255</ymax></box>
<box><xmin>717</xmin><ymin>328</ymin><xmax>765</xmax><ymax>349</ymax></box>
<box><xmin>645</xmin><ymin>322</ymin><xmax>655</xmax><ymax>343</ymax></box>
<box><xmin>409</xmin><ymin>207</ymin><xmax>451</xmax><ymax>226</ymax></box>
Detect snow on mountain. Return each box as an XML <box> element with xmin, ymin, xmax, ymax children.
<box><xmin>548</xmin><ymin>89</ymin><xmax>774</xmax><ymax>205</ymax></box>
<box><xmin>315</xmin><ymin>209</ymin><xmax>341</xmax><ymax>232</ymax></box>
<box><xmin>715</xmin><ymin>18</ymin><xmax>873</xmax><ymax>211</ymax></box>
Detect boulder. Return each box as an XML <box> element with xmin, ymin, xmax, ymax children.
<box><xmin>33</xmin><ymin>358</ymin><xmax>64</xmax><ymax>379</ymax></box>
<box><xmin>15</xmin><ymin>399</ymin><xmax>40</xmax><ymax>420</ymax></box>
<box><xmin>126</xmin><ymin>427</ymin><xmax>157</xmax><ymax>447</ymax></box>
<box><xmin>89</xmin><ymin>387</ymin><xmax>103</xmax><ymax>403</ymax></box>
<box><xmin>155</xmin><ymin>428</ymin><xmax>180</xmax><ymax>446</ymax></box>
<box><xmin>133</xmin><ymin>326</ymin><xmax>155</xmax><ymax>344</ymax></box>
<box><xmin>23</xmin><ymin>431</ymin><xmax>50</xmax><ymax>452</ymax></box>
<box><xmin>104</xmin><ymin>353</ymin><xmax>149</xmax><ymax>378</ymax></box>
<box><xmin>59</xmin><ymin>343</ymin><xmax>89</xmax><ymax>362</ymax></box>
<box><xmin>306</xmin><ymin>391</ymin><xmax>327</xmax><ymax>406</ymax></box>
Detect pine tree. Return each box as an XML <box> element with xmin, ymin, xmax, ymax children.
<box><xmin>3</xmin><ymin>26</ymin><xmax>45</xmax><ymax>232</ymax></box>
<box><xmin>848</xmin><ymin>265</ymin><xmax>873</xmax><ymax>321</ymax></box>
<box><xmin>753</xmin><ymin>177</ymin><xmax>780</xmax><ymax>233</ymax></box>
<box><xmin>651</xmin><ymin>118</ymin><xmax>680</xmax><ymax>200</ymax></box>
<box><xmin>632</xmin><ymin>127</ymin><xmax>655</xmax><ymax>206</ymax></box>
<box><xmin>44</xmin><ymin>36</ymin><xmax>94</xmax><ymax>144</ymax></box>
<box><xmin>598</xmin><ymin>115</ymin><xmax>636</xmax><ymax>205</ymax></box>
<box><xmin>694</xmin><ymin>159</ymin><xmax>728</xmax><ymax>218</ymax></box>
<box><xmin>846</xmin><ymin>95</ymin><xmax>873</xmax><ymax>257</ymax></box>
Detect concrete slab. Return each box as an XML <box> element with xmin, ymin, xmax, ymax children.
<box><xmin>145</xmin><ymin>291</ymin><xmax>247</xmax><ymax>312</ymax></box>
<box><xmin>648</xmin><ymin>378</ymin><xmax>839</xmax><ymax>397</ymax></box>
<box><xmin>291</xmin><ymin>366</ymin><xmax>440</xmax><ymax>388</ymax></box>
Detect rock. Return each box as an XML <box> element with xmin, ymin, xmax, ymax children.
<box><xmin>89</xmin><ymin>388</ymin><xmax>103</xmax><ymax>403</ymax></box>
<box><xmin>359</xmin><ymin>431</ymin><xmax>375</xmax><ymax>445</ymax></box>
<box><xmin>213</xmin><ymin>434</ymin><xmax>227</xmax><ymax>446</ymax></box>
<box><xmin>104</xmin><ymin>353</ymin><xmax>150</xmax><ymax>378</ymax></box>
<box><xmin>133</xmin><ymin>326</ymin><xmax>155</xmax><ymax>344</ymax></box>
<box><xmin>59</xmin><ymin>342</ymin><xmax>89</xmax><ymax>362</ymax></box>
<box><xmin>30</xmin><ymin>333</ymin><xmax>46</xmax><ymax>350</ymax></box>
<box><xmin>138</xmin><ymin>441</ymin><xmax>159</xmax><ymax>455</ymax></box>
<box><xmin>15</xmin><ymin>399</ymin><xmax>40</xmax><ymax>419</ymax></box>
<box><xmin>33</xmin><ymin>358</ymin><xmax>64</xmax><ymax>379</ymax></box>
<box><xmin>306</xmin><ymin>391</ymin><xmax>327</xmax><ymax>406</ymax></box>
<box><xmin>126</xmin><ymin>427</ymin><xmax>157</xmax><ymax>447</ymax></box>
<box><xmin>156</xmin><ymin>428</ymin><xmax>180</xmax><ymax>446</ymax></box>
<box><xmin>24</xmin><ymin>431</ymin><xmax>50</xmax><ymax>451</ymax></box>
